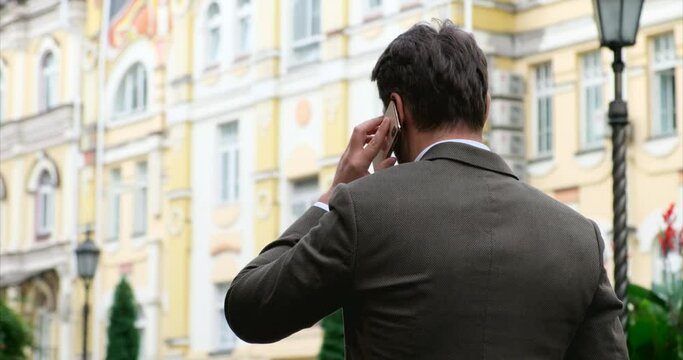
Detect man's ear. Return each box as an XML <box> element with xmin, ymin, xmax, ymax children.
<box><xmin>390</xmin><ymin>92</ymin><xmax>407</xmax><ymax>127</ymax></box>
<box><xmin>483</xmin><ymin>93</ymin><xmax>491</xmax><ymax>128</ymax></box>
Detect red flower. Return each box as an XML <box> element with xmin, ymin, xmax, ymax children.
<box><xmin>658</xmin><ymin>203</ymin><xmax>679</xmax><ymax>256</ymax></box>
<box><xmin>659</xmin><ymin>230</ymin><xmax>674</xmax><ymax>255</ymax></box>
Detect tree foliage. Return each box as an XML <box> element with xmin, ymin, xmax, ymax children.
<box><xmin>106</xmin><ymin>278</ymin><xmax>139</xmax><ymax>360</ymax></box>
<box><xmin>0</xmin><ymin>297</ymin><xmax>32</xmax><ymax>360</ymax></box>
<box><xmin>318</xmin><ymin>309</ymin><xmax>344</xmax><ymax>360</ymax></box>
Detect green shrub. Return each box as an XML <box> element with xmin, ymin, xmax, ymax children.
<box><xmin>105</xmin><ymin>278</ymin><xmax>139</xmax><ymax>360</ymax></box>
<box><xmin>318</xmin><ymin>309</ymin><xmax>344</xmax><ymax>360</ymax></box>
<box><xmin>0</xmin><ymin>297</ymin><xmax>32</xmax><ymax>360</ymax></box>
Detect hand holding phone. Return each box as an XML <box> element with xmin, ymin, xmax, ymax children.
<box><xmin>317</xmin><ymin>115</ymin><xmax>396</xmax><ymax>204</ymax></box>
<box><xmin>372</xmin><ymin>101</ymin><xmax>401</xmax><ymax>170</ymax></box>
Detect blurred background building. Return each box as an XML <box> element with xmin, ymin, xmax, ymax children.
<box><xmin>0</xmin><ymin>0</ymin><xmax>681</xmax><ymax>359</ymax></box>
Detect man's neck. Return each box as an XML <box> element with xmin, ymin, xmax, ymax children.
<box><xmin>408</xmin><ymin>127</ymin><xmax>482</xmax><ymax>162</ymax></box>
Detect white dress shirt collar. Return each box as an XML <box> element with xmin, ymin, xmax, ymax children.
<box><xmin>414</xmin><ymin>139</ymin><xmax>490</xmax><ymax>162</ymax></box>
<box><xmin>314</xmin><ymin>139</ymin><xmax>490</xmax><ymax>213</ymax></box>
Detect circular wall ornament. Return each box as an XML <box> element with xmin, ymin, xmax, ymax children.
<box><xmin>295</xmin><ymin>99</ymin><xmax>311</xmax><ymax>127</ymax></box>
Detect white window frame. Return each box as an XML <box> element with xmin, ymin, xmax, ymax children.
<box><xmin>108</xmin><ymin>168</ymin><xmax>122</xmax><ymax>241</ymax></box>
<box><xmin>135</xmin><ymin>305</ymin><xmax>146</xmax><ymax>360</ymax></box>
<box><xmin>132</xmin><ymin>161</ymin><xmax>148</xmax><ymax>236</ymax></box>
<box><xmin>205</xmin><ymin>2</ymin><xmax>222</xmax><ymax>67</ymax></box>
<box><xmin>533</xmin><ymin>62</ymin><xmax>553</xmax><ymax>158</ymax></box>
<box><xmin>235</xmin><ymin>0</ymin><xmax>252</xmax><ymax>56</ymax></box>
<box><xmin>113</xmin><ymin>62</ymin><xmax>147</xmax><ymax>119</ymax></box>
<box><xmin>39</xmin><ymin>51</ymin><xmax>58</xmax><ymax>112</ymax></box>
<box><xmin>215</xmin><ymin>283</ymin><xmax>237</xmax><ymax>351</ymax></box>
<box><xmin>580</xmin><ymin>51</ymin><xmax>605</xmax><ymax>149</ymax></box>
<box><xmin>217</xmin><ymin>122</ymin><xmax>239</xmax><ymax>204</ymax></box>
<box><xmin>651</xmin><ymin>32</ymin><xmax>677</xmax><ymax>138</ymax></box>
<box><xmin>291</xmin><ymin>0</ymin><xmax>322</xmax><ymax>65</ymax></box>
<box><xmin>35</xmin><ymin>171</ymin><xmax>55</xmax><ymax>239</ymax></box>
<box><xmin>290</xmin><ymin>177</ymin><xmax>319</xmax><ymax>224</ymax></box>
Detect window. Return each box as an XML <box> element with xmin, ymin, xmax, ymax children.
<box><xmin>292</xmin><ymin>0</ymin><xmax>321</xmax><ymax>64</ymax></box>
<box><xmin>206</xmin><ymin>2</ymin><xmax>221</xmax><ymax>66</ymax></box>
<box><xmin>368</xmin><ymin>0</ymin><xmax>382</xmax><ymax>10</ymax></box>
<box><xmin>35</xmin><ymin>171</ymin><xmax>55</xmax><ymax>239</ymax></box>
<box><xmin>110</xmin><ymin>0</ymin><xmax>132</xmax><ymax>20</ymax></box>
<box><xmin>215</xmin><ymin>283</ymin><xmax>237</xmax><ymax>351</ymax></box>
<box><xmin>108</xmin><ymin>169</ymin><xmax>122</xmax><ymax>240</ymax></box>
<box><xmin>218</xmin><ymin>122</ymin><xmax>239</xmax><ymax>204</ymax></box>
<box><xmin>651</xmin><ymin>33</ymin><xmax>677</xmax><ymax>137</ymax></box>
<box><xmin>534</xmin><ymin>63</ymin><xmax>553</xmax><ymax>157</ymax></box>
<box><xmin>236</xmin><ymin>0</ymin><xmax>252</xmax><ymax>55</ymax></box>
<box><xmin>114</xmin><ymin>62</ymin><xmax>147</xmax><ymax>118</ymax></box>
<box><xmin>39</xmin><ymin>51</ymin><xmax>57</xmax><ymax>112</ymax></box>
<box><xmin>581</xmin><ymin>51</ymin><xmax>604</xmax><ymax>149</ymax></box>
<box><xmin>290</xmin><ymin>177</ymin><xmax>319</xmax><ymax>221</ymax></box>
<box><xmin>132</xmin><ymin>161</ymin><xmax>148</xmax><ymax>236</ymax></box>
<box><xmin>33</xmin><ymin>307</ymin><xmax>52</xmax><ymax>360</ymax></box>
<box><xmin>135</xmin><ymin>306</ymin><xmax>146</xmax><ymax>360</ymax></box>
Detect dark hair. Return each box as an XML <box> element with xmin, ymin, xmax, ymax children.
<box><xmin>371</xmin><ymin>20</ymin><xmax>488</xmax><ymax>131</ymax></box>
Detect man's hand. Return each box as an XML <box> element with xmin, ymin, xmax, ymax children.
<box><xmin>319</xmin><ymin>117</ymin><xmax>397</xmax><ymax>204</ymax></box>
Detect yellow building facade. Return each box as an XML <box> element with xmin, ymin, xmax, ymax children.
<box><xmin>0</xmin><ymin>0</ymin><xmax>87</xmax><ymax>358</ymax></box>
<box><xmin>1</xmin><ymin>0</ymin><xmax>681</xmax><ymax>359</ymax></box>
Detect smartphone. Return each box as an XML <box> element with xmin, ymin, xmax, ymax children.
<box><xmin>372</xmin><ymin>101</ymin><xmax>401</xmax><ymax>170</ymax></box>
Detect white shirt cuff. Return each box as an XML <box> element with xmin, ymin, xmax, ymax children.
<box><xmin>313</xmin><ymin>202</ymin><xmax>330</xmax><ymax>212</ymax></box>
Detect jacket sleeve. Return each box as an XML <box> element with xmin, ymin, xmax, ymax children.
<box><xmin>565</xmin><ymin>221</ymin><xmax>629</xmax><ymax>359</ymax></box>
<box><xmin>224</xmin><ymin>184</ymin><xmax>357</xmax><ymax>343</ymax></box>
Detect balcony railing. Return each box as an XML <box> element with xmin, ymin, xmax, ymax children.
<box><xmin>0</xmin><ymin>104</ymin><xmax>75</xmax><ymax>158</ymax></box>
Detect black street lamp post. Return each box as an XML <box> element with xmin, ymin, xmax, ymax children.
<box><xmin>75</xmin><ymin>227</ymin><xmax>101</xmax><ymax>360</ymax></box>
<box><xmin>592</xmin><ymin>0</ymin><xmax>644</xmax><ymax>335</ymax></box>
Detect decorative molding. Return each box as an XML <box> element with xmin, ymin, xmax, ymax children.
<box><xmin>165</xmin><ymin>189</ymin><xmax>192</xmax><ymax>201</ymax></box>
<box><xmin>26</xmin><ymin>151</ymin><xmax>60</xmax><ymax>192</ymax></box>
<box><xmin>103</xmin><ymin>135</ymin><xmax>163</xmax><ymax>164</ymax></box>
<box><xmin>0</xmin><ymin>240</ymin><xmax>71</xmax><ymax>279</ymax></box>
<box><xmin>574</xmin><ymin>147</ymin><xmax>606</xmax><ymax>168</ymax></box>
<box><xmin>106</xmin><ymin>109</ymin><xmax>162</xmax><ymax>129</ymax></box>
<box><xmin>253</xmin><ymin>170</ymin><xmax>279</xmax><ymax>182</ymax></box>
<box><xmin>642</xmin><ymin>135</ymin><xmax>680</xmax><ymax>158</ymax></box>
<box><xmin>527</xmin><ymin>157</ymin><xmax>555</xmax><ymax>177</ymax></box>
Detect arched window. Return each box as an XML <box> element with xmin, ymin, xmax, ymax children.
<box><xmin>36</xmin><ymin>170</ymin><xmax>55</xmax><ymax>239</ymax></box>
<box><xmin>205</xmin><ymin>2</ymin><xmax>221</xmax><ymax>66</ymax></box>
<box><xmin>114</xmin><ymin>62</ymin><xmax>147</xmax><ymax>118</ymax></box>
<box><xmin>39</xmin><ymin>51</ymin><xmax>58</xmax><ymax>112</ymax></box>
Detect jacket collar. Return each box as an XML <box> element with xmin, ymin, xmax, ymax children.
<box><xmin>420</xmin><ymin>142</ymin><xmax>519</xmax><ymax>180</ymax></box>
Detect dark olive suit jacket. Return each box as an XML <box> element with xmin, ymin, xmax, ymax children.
<box><xmin>225</xmin><ymin>142</ymin><xmax>628</xmax><ymax>359</ymax></box>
